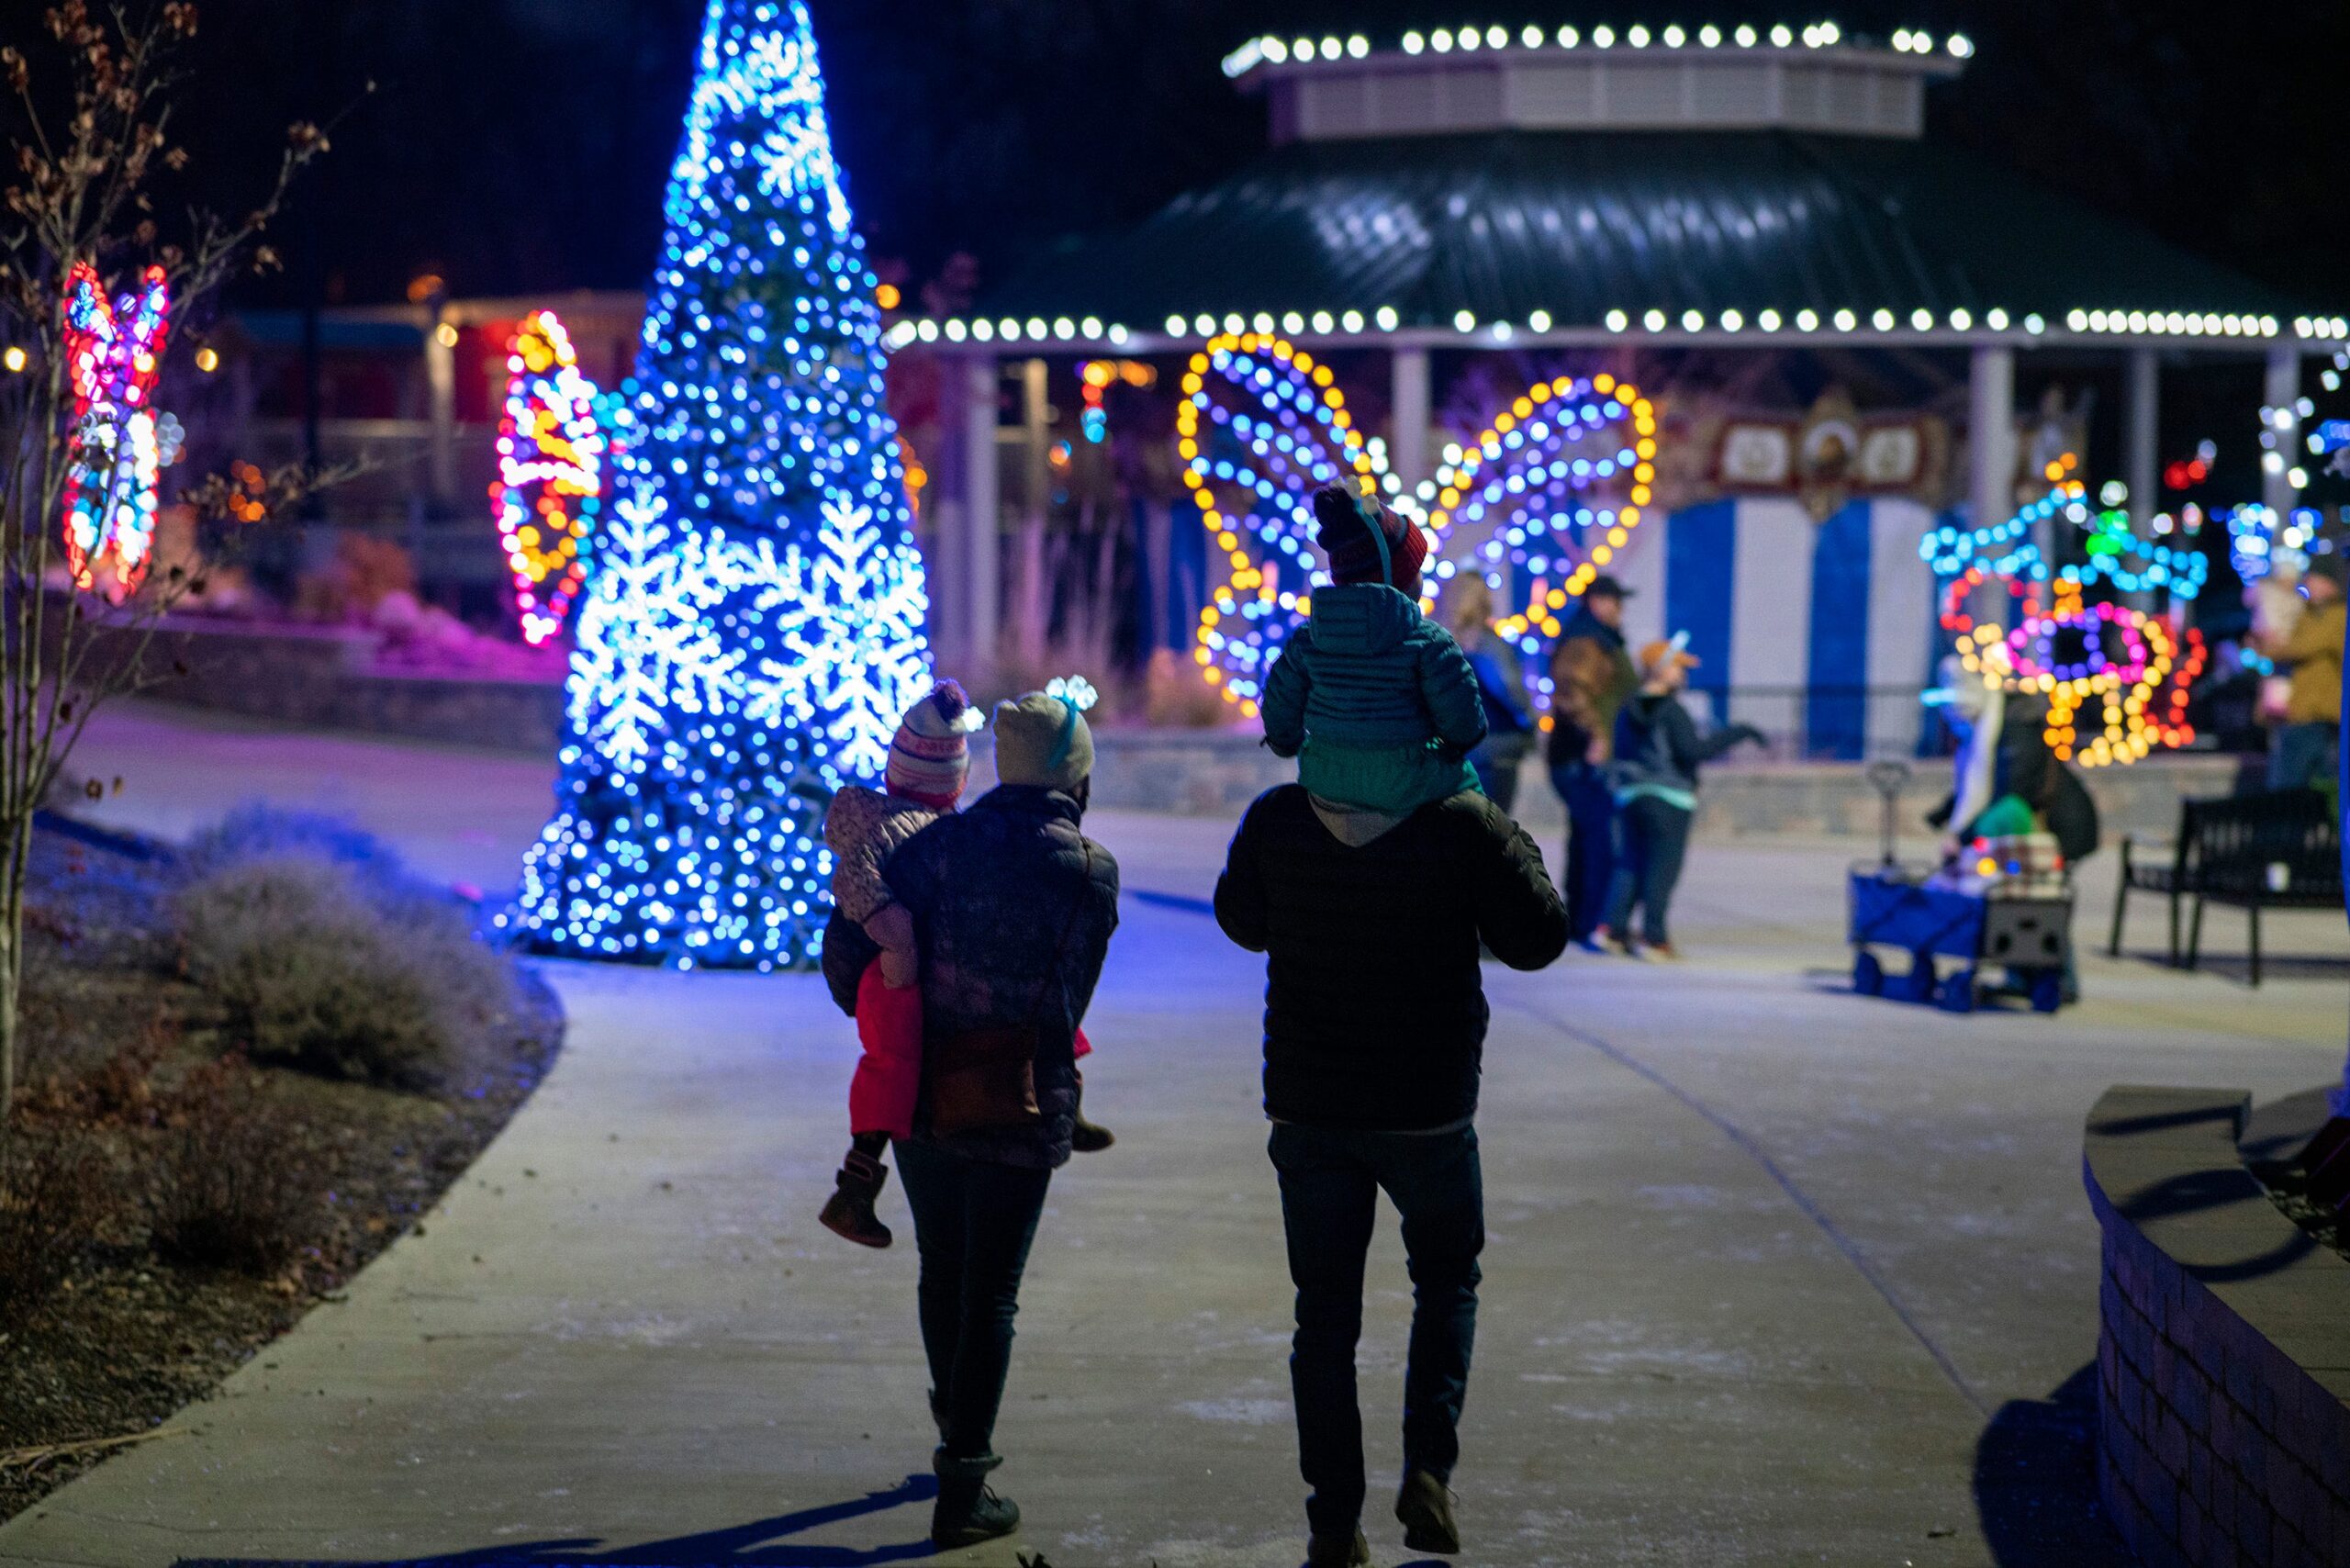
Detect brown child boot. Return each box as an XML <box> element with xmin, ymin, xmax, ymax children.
<box><xmin>1070</xmin><ymin>1081</ymin><xmax>1115</xmax><ymax>1154</ymax></box>
<box><xmin>819</xmin><ymin>1148</ymin><xmax>892</xmax><ymax>1248</ymax></box>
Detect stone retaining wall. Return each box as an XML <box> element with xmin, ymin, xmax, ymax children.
<box><xmin>113</xmin><ymin>619</ymin><xmax>567</xmax><ymax>753</ymax></box>
<box><xmin>2083</xmin><ymin>1085</ymin><xmax>2350</xmax><ymax>1567</ymax></box>
<box><xmin>122</xmin><ymin>620</ymin><xmax>2244</xmax><ymax>838</ymax></box>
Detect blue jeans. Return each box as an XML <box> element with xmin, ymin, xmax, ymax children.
<box><xmin>2269</xmin><ymin>721</ymin><xmax>2339</xmax><ymax>792</ymax></box>
<box><xmin>1268</xmin><ymin>1122</ymin><xmax>1484</xmax><ymax>1540</ymax></box>
<box><xmin>1551</xmin><ymin>762</ymin><xmax>1617</xmax><ymax>940</ymax></box>
<box><xmin>895</xmin><ymin>1139</ymin><xmax>1051</xmax><ymax>1461</ymax></box>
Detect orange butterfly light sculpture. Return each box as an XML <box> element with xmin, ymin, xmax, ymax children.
<box><xmin>491</xmin><ymin>310</ymin><xmax>613</xmax><ymax>645</ymax></box>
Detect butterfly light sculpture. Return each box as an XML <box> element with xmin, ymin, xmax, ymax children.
<box><xmin>60</xmin><ymin>262</ymin><xmax>179</xmax><ymax>593</ymax></box>
<box><xmin>1176</xmin><ymin>330</ymin><xmax>1657</xmax><ymax>718</ymax></box>
<box><xmin>492</xmin><ymin>309</ymin><xmax>617</xmax><ymax>644</ymax></box>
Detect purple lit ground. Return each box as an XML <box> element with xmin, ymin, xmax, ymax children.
<box><xmin>2</xmin><ymin>700</ymin><xmax>2344</xmax><ymax>1567</ymax></box>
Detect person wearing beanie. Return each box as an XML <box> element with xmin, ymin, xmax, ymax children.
<box><xmin>1598</xmin><ymin>639</ymin><xmax>1764</xmax><ymax>959</ymax></box>
<box><xmin>1259</xmin><ymin>480</ymin><xmax>1487</xmax><ymax>818</ymax></box>
<box><xmin>819</xmin><ymin>679</ymin><xmax>979</xmax><ymax>1249</ymax></box>
<box><xmin>991</xmin><ymin>688</ymin><xmax>1097</xmax><ymax>793</ymax></box>
<box><xmin>820</xmin><ymin>680</ymin><xmax>1122</xmax><ymax>1551</ymax></box>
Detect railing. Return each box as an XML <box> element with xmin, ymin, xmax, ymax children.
<box><xmin>225</xmin><ymin>419</ymin><xmax>507</xmax><ymax>589</ymax></box>
<box><xmin>1677</xmin><ymin>684</ymin><xmax>1953</xmax><ymax>764</ymax></box>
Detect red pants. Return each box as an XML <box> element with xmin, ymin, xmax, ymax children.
<box><xmin>847</xmin><ymin>959</ymin><xmax>1091</xmax><ymax>1141</ymax></box>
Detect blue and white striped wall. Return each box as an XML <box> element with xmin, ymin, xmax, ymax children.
<box><xmin>1614</xmin><ymin>498</ymin><xmax>1942</xmax><ymax>759</ymax></box>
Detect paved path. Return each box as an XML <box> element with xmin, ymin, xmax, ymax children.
<box><xmin>4</xmin><ymin>701</ymin><xmax>2345</xmax><ymax>1568</ymax></box>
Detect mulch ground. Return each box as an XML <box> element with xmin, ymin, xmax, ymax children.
<box><xmin>0</xmin><ymin>819</ymin><xmax>561</xmax><ymax>1521</ymax></box>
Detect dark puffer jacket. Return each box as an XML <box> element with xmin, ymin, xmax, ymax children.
<box><xmin>1214</xmin><ymin>785</ymin><xmax>1568</xmax><ymax>1132</ymax></box>
<box><xmin>823</xmin><ymin>786</ymin><xmax>1120</xmax><ymax>1170</ymax></box>
<box><xmin>1262</xmin><ymin>583</ymin><xmax>1488</xmax><ymax>754</ymax></box>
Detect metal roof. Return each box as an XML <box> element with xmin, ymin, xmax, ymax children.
<box><xmin>976</xmin><ymin>129</ymin><xmax>2320</xmax><ymax>338</ymax></box>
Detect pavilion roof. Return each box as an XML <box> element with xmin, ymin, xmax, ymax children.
<box><xmin>971</xmin><ymin>129</ymin><xmax>2329</xmax><ymax>348</ymax></box>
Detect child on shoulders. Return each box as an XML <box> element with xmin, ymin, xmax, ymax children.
<box><xmin>1261</xmin><ymin>480</ymin><xmax>1488</xmax><ymax>817</ymax></box>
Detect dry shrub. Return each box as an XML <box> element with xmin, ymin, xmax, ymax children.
<box><xmin>171</xmin><ymin>853</ymin><xmax>517</xmax><ymax>1091</ymax></box>
<box><xmin>16</xmin><ymin>1020</ymin><xmax>169</xmax><ymax>1130</ymax></box>
<box><xmin>292</xmin><ymin>532</ymin><xmax>418</xmax><ymax>622</ymax></box>
<box><xmin>0</xmin><ymin>1125</ymin><xmax>117</xmax><ymax>1330</ymax></box>
<box><xmin>1144</xmin><ymin>647</ymin><xmax>1234</xmax><ymax>727</ymax></box>
<box><xmin>180</xmin><ymin>803</ymin><xmax>414</xmax><ymax>894</ymax></box>
<box><xmin>144</xmin><ymin>1056</ymin><xmax>322</xmax><ymax>1275</ymax></box>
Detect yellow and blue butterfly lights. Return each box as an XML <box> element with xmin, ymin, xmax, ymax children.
<box><xmin>1177</xmin><ymin>330</ymin><xmax>1656</xmax><ymax>716</ymax></box>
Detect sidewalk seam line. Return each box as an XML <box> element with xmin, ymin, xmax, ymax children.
<box><xmin>1502</xmin><ymin>995</ymin><xmax>1994</xmax><ymax>1421</ymax></box>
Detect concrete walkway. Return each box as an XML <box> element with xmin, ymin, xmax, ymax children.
<box><xmin>4</xmin><ymin>701</ymin><xmax>2346</xmax><ymax>1567</ymax></box>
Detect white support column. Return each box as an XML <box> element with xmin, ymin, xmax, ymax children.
<box><xmin>964</xmin><ymin>354</ymin><xmax>1000</xmax><ymax>688</ymax></box>
<box><xmin>1391</xmin><ymin>346</ymin><xmax>1431</xmax><ymax>497</ymax></box>
<box><xmin>1970</xmin><ymin>346</ymin><xmax>2019</xmax><ymax>628</ymax></box>
<box><xmin>2265</xmin><ymin>343</ymin><xmax>2303</xmax><ymax>519</ymax></box>
<box><xmin>425</xmin><ymin>308</ymin><xmax>457</xmax><ymax>511</ymax></box>
<box><xmin>2124</xmin><ymin>347</ymin><xmax>2159</xmax><ymax>527</ymax></box>
<box><xmin>927</xmin><ymin>354</ymin><xmax>968</xmax><ymax>667</ymax></box>
<box><xmin>1969</xmin><ymin>345</ymin><xmax>2017</xmax><ymax>532</ymax></box>
<box><xmin>1014</xmin><ymin>358</ymin><xmax>1051</xmax><ymax>668</ymax></box>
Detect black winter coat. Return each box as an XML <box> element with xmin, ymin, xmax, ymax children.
<box><xmin>822</xmin><ymin>786</ymin><xmax>1120</xmax><ymax>1169</ymax></box>
<box><xmin>1610</xmin><ymin>692</ymin><xmax>1758</xmax><ymax>797</ymax></box>
<box><xmin>1214</xmin><ymin>785</ymin><xmax>1569</xmax><ymax>1132</ymax></box>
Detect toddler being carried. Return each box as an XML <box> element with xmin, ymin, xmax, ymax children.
<box><xmin>1261</xmin><ymin>480</ymin><xmax>1488</xmax><ymax>818</ymax></box>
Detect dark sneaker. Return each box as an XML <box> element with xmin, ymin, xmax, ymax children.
<box><xmin>1396</xmin><ymin>1470</ymin><xmax>1460</xmax><ymax>1554</ymax></box>
<box><xmin>1305</xmin><ymin>1529</ymin><xmax>1371</xmax><ymax>1567</ymax></box>
<box><xmin>932</xmin><ymin>1450</ymin><xmax>1019</xmax><ymax>1549</ymax></box>
<box><xmin>1070</xmin><ymin>1114</ymin><xmax>1116</xmax><ymax>1154</ymax></box>
<box><xmin>818</xmin><ymin>1149</ymin><xmax>891</xmax><ymax>1249</ymax></box>
<box><xmin>931</xmin><ymin>1482</ymin><xmax>1020</xmax><ymax>1549</ymax></box>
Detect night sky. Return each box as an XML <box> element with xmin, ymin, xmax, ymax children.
<box><xmin>157</xmin><ymin>0</ymin><xmax>2350</xmax><ymax>314</ymax></box>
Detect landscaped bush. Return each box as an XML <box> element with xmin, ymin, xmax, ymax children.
<box><xmin>179</xmin><ymin>803</ymin><xmax>416</xmax><ymax>896</ymax></box>
<box><xmin>0</xmin><ymin>1124</ymin><xmax>116</xmax><ymax>1330</ymax></box>
<box><xmin>144</xmin><ymin>1056</ymin><xmax>321</xmax><ymax>1275</ymax></box>
<box><xmin>171</xmin><ymin>850</ymin><xmax>518</xmax><ymax>1091</ymax></box>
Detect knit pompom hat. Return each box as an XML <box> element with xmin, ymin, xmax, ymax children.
<box><xmin>886</xmin><ymin>680</ymin><xmax>975</xmax><ymax>808</ymax></box>
<box><xmin>1313</xmin><ymin>481</ymin><xmax>1427</xmax><ymax>594</ymax></box>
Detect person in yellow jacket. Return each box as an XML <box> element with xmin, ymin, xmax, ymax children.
<box><xmin>2256</xmin><ymin>555</ymin><xmax>2346</xmax><ymax>790</ymax></box>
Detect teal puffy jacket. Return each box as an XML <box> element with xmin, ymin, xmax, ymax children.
<box><xmin>1262</xmin><ymin>584</ymin><xmax>1489</xmax><ymax>756</ymax></box>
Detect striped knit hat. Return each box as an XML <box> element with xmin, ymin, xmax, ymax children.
<box><xmin>886</xmin><ymin>681</ymin><xmax>974</xmax><ymax>808</ymax></box>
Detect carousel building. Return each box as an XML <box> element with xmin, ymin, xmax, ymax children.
<box><xmin>890</xmin><ymin>21</ymin><xmax>2344</xmax><ymax>760</ymax></box>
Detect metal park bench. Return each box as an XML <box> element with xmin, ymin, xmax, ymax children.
<box><xmin>2108</xmin><ymin>790</ymin><xmax>2342</xmax><ymax>986</ymax></box>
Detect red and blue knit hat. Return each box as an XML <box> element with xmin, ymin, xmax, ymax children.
<box><xmin>886</xmin><ymin>680</ymin><xmax>975</xmax><ymax>808</ymax></box>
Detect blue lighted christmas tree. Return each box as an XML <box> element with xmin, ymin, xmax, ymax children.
<box><xmin>505</xmin><ymin>0</ymin><xmax>931</xmax><ymax>969</ymax></box>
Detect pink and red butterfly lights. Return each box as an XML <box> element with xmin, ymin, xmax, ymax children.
<box><xmin>61</xmin><ymin>262</ymin><xmax>177</xmax><ymax>594</ymax></box>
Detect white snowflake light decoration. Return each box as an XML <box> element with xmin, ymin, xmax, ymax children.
<box><xmin>508</xmin><ymin>0</ymin><xmax>930</xmax><ymax>970</ymax></box>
